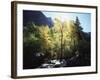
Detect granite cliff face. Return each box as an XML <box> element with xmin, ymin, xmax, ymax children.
<box><xmin>23</xmin><ymin>10</ymin><xmax>53</xmax><ymax>27</ymax></box>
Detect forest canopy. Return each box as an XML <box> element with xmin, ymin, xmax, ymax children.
<box><xmin>23</xmin><ymin>16</ymin><xmax>91</xmax><ymax>69</ymax></box>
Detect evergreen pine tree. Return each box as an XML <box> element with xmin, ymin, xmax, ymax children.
<box><xmin>75</xmin><ymin>16</ymin><xmax>83</xmax><ymax>31</ymax></box>
<box><xmin>75</xmin><ymin>16</ymin><xmax>84</xmax><ymax>40</ymax></box>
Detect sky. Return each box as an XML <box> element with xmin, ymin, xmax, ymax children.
<box><xmin>42</xmin><ymin>11</ymin><xmax>91</xmax><ymax>32</ymax></box>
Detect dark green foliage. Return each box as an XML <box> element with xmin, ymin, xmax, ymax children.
<box><xmin>23</xmin><ymin>17</ymin><xmax>91</xmax><ymax>69</ymax></box>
